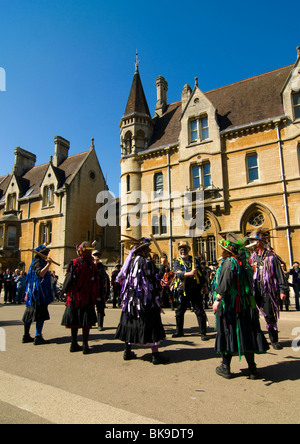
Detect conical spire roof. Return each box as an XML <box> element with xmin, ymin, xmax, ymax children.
<box><xmin>124</xmin><ymin>64</ymin><xmax>151</xmax><ymax>118</ymax></box>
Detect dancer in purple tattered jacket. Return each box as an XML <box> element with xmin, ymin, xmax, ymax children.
<box><xmin>115</xmin><ymin>237</ymin><xmax>167</xmax><ymax>365</ymax></box>
<box><xmin>248</xmin><ymin>229</ymin><xmax>288</xmax><ymax>350</ymax></box>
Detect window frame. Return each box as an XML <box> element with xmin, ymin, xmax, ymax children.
<box><xmin>246</xmin><ymin>153</ymin><xmax>259</xmax><ymax>183</ymax></box>
<box><xmin>191</xmin><ymin>162</ymin><xmax>211</xmax><ymax>190</ymax></box>
<box><xmin>189</xmin><ymin>114</ymin><xmax>210</xmax><ymax>144</ymax></box>
<box><xmin>292</xmin><ymin>92</ymin><xmax>300</xmax><ymax>120</ymax></box>
<box><xmin>154</xmin><ymin>172</ymin><xmax>164</xmax><ymax>198</ymax></box>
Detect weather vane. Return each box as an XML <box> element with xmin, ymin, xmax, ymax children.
<box><xmin>135</xmin><ymin>50</ymin><xmax>140</xmax><ymax>72</ymax></box>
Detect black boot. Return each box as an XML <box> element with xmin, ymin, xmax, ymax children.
<box><xmin>152</xmin><ymin>352</ymin><xmax>169</xmax><ymax>365</ymax></box>
<box><xmin>245</xmin><ymin>353</ymin><xmax>260</xmax><ymax>380</ymax></box>
<box><xmin>172</xmin><ymin>316</ymin><xmax>184</xmax><ymax>338</ymax></box>
<box><xmin>70</xmin><ymin>328</ymin><xmax>82</xmax><ymax>352</ymax></box>
<box><xmin>97</xmin><ymin>313</ymin><xmax>104</xmax><ymax>331</ymax></box>
<box><xmin>123</xmin><ymin>343</ymin><xmax>137</xmax><ymax>360</ymax></box>
<box><xmin>216</xmin><ymin>355</ymin><xmax>232</xmax><ymax>379</ymax></box>
<box><xmin>197</xmin><ymin>314</ymin><xmax>209</xmax><ymax>341</ymax></box>
<box><xmin>22</xmin><ymin>323</ymin><xmax>34</xmax><ymax>343</ymax></box>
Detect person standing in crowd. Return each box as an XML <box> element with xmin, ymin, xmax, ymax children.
<box><xmin>111</xmin><ymin>264</ymin><xmax>122</xmax><ymax>308</ymax></box>
<box><xmin>280</xmin><ymin>263</ymin><xmax>290</xmax><ymax>311</ymax></box>
<box><xmin>212</xmin><ymin>235</ymin><xmax>269</xmax><ymax>379</ymax></box>
<box><xmin>0</xmin><ymin>270</ymin><xmax>4</xmax><ymax>298</ymax></box>
<box><xmin>172</xmin><ymin>241</ymin><xmax>208</xmax><ymax>341</ymax></box>
<box><xmin>160</xmin><ymin>261</ymin><xmax>174</xmax><ymax>308</ymax></box>
<box><xmin>61</xmin><ymin>241</ymin><xmax>100</xmax><ymax>354</ymax></box>
<box><xmin>3</xmin><ymin>268</ymin><xmax>13</xmax><ymax>304</ymax></box>
<box><xmin>289</xmin><ymin>261</ymin><xmax>300</xmax><ymax>311</ymax></box>
<box><xmin>15</xmin><ymin>270</ymin><xmax>26</xmax><ymax>304</ymax></box>
<box><xmin>22</xmin><ymin>246</ymin><xmax>53</xmax><ymax>345</ymax></box>
<box><xmin>92</xmin><ymin>250</ymin><xmax>108</xmax><ymax>331</ymax></box>
<box><xmin>51</xmin><ymin>271</ymin><xmax>59</xmax><ymax>302</ymax></box>
<box><xmin>115</xmin><ymin>237</ymin><xmax>167</xmax><ymax>365</ymax></box>
<box><xmin>248</xmin><ymin>229</ymin><xmax>288</xmax><ymax>350</ymax></box>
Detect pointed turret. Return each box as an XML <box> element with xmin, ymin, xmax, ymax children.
<box><xmin>120</xmin><ymin>55</ymin><xmax>153</xmax><ymax>155</ymax></box>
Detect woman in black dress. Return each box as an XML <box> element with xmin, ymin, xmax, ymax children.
<box><xmin>212</xmin><ymin>235</ymin><xmax>269</xmax><ymax>379</ymax></box>
<box><xmin>115</xmin><ymin>237</ymin><xmax>167</xmax><ymax>365</ymax></box>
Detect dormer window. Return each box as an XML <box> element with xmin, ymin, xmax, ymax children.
<box><xmin>43</xmin><ymin>185</ymin><xmax>54</xmax><ymax>207</ymax></box>
<box><xmin>292</xmin><ymin>92</ymin><xmax>300</xmax><ymax>119</ymax></box>
<box><xmin>7</xmin><ymin>193</ymin><xmax>17</xmax><ymax>211</ymax></box>
<box><xmin>190</xmin><ymin>115</ymin><xmax>209</xmax><ymax>143</ymax></box>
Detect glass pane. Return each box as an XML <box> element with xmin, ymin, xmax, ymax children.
<box><xmin>204</xmin><ymin>174</ymin><xmax>211</xmax><ymax>187</ymax></box>
<box><xmin>190</xmin><ymin>120</ymin><xmax>197</xmax><ymax>131</ymax></box>
<box><xmin>201</xmin><ymin>116</ymin><xmax>208</xmax><ymax>128</ymax></box>
<box><xmin>201</xmin><ymin>127</ymin><xmax>209</xmax><ymax>140</ymax></box>
<box><xmin>190</xmin><ymin>120</ymin><xmax>198</xmax><ymax>141</ymax></box>
<box><xmin>294</xmin><ymin>105</ymin><xmax>300</xmax><ymax>119</ymax></box>
<box><xmin>292</xmin><ymin>93</ymin><xmax>300</xmax><ymax>106</ymax></box>
<box><xmin>248</xmin><ymin>168</ymin><xmax>259</xmax><ymax>182</ymax></box>
<box><xmin>192</xmin><ymin>166</ymin><xmax>200</xmax><ymax>189</ymax></box>
<box><xmin>247</xmin><ymin>154</ymin><xmax>257</xmax><ymax>168</ymax></box>
<box><xmin>7</xmin><ymin>226</ymin><xmax>17</xmax><ymax>248</ymax></box>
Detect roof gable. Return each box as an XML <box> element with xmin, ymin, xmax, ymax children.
<box><xmin>146</xmin><ymin>64</ymin><xmax>293</xmax><ymax>151</ymax></box>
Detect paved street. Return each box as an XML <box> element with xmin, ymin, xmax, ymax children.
<box><xmin>0</xmin><ymin>299</ymin><xmax>299</xmax><ymax>424</ymax></box>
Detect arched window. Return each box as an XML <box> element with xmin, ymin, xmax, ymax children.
<box><xmin>154</xmin><ymin>172</ymin><xmax>163</xmax><ymax>197</ymax></box>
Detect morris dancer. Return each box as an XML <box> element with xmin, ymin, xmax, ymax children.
<box><xmin>22</xmin><ymin>245</ymin><xmax>53</xmax><ymax>345</ymax></box>
<box><xmin>212</xmin><ymin>235</ymin><xmax>269</xmax><ymax>379</ymax></box>
<box><xmin>115</xmin><ymin>237</ymin><xmax>167</xmax><ymax>365</ymax></box>
<box><xmin>248</xmin><ymin>229</ymin><xmax>288</xmax><ymax>350</ymax></box>
<box><xmin>61</xmin><ymin>241</ymin><xmax>100</xmax><ymax>354</ymax></box>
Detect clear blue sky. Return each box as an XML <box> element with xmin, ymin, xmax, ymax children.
<box><xmin>0</xmin><ymin>0</ymin><xmax>299</xmax><ymax>197</ymax></box>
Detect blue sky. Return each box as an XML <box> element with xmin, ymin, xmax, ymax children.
<box><xmin>0</xmin><ymin>0</ymin><xmax>299</xmax><ymax>196</ymax></box>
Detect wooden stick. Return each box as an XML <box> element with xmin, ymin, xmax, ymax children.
<box><xmin>30</xmin><ymin>250</ymin><xmax>61</xmax><ymax>267</ymax></box>
<box><xmin>150</xmin><ymin>234</ymin><xmax>164</xmax><ymax>258</ymax></box>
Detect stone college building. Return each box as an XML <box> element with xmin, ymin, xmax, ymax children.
<box><xmin>120</xmin><ymin>47</ymin><xmax>300</xmax><ymax>266</ymax></box>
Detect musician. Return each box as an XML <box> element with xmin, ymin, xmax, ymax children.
<box><xmin>172</xmin><ymin>241</ymin><xmax>208</xmax><ymax>340</ymax></box>
<box><xmin>22</xmin><ymin>245</ymin><xmax>54</xmax><ymax>345</ymax></box>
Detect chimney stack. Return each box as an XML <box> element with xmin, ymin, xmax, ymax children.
<box><xmin>12</xmin><ymin>147</ymin><xmax>36</xmax><ymax>176</ymax></box>
<box><xmin>53</xmin><ymin>136</ymin><xmax>70</xmax><ymax>167</ymax></box>
<box><xmin>155</xmin><ymin>76</ymin><xmax>168</xmax><ymax>117</ymax></box>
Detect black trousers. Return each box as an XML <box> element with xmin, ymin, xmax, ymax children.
<box><xmin>175</xmin><ymin>289</ymin><xmax>206</xmax><ymax>335</ymax></box>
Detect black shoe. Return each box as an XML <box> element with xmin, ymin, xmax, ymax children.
<box><xmin>33</xmin><ymin>335</ymin><xmax>48</xmax><ymax>345</ymax></box>
<box><xmin>123</xmin><ymin>350</ymin><xmax>137</xmax><ymax>361</ymax></box>
<box><xmin>82</xmin><ymin>342</ymin><xmax>90</xmax><ymax>355</ymax></box>
<box><xmin>248</xmin><ymin>367</ymin><xmax>261</xmax><ymax>380</ymax></box>
<box><xmin>172</xmin><ymin>331</ymin><xmax>184</xmax><ymax>338</ymax></box>
<box><xmin>272</xmin><ymin>342</ymin><xmax>283</xmax><ymax>350</ymax></box>
<box><xmin>22</xmin><ymin>334</ymin><xmax>34</xmax><ymax>344</ymax></box>
<box><xmin>70</xmin><ymin>342</ymin><xmax>82</xmax><ymax>353</ymax></box>
<box><xmin>201</xmin><ymin>334</ymin><xmax>209</xmax><ymax>341</ymax></box>
<box><xmin>216</xmin><ymin>364</ymin><xmax>232</xmax><ymax>379</ymax></box>
<box><xmin>152</xmin><ymin>352</ymin><xmax>169</xmax><ymax>365</ymax></box>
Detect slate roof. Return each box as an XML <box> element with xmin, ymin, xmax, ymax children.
<box><xmin>145</xmin><ymin>64</ymin><xmax>293</xmax><ymax>151</ymax></box>
<box><xmin>0</xmin><ymin>151</ymin><xmax>89</xmax><ymax>201</ymax></box>
<box><xmin>124</xmin><ymin>68</ymin><xmax>151</xmax><ymax>118</ymax></box>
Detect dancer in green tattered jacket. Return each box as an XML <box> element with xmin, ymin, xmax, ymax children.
<box><xmin>212</xmin><ymin>235</ymin><xmax>269</xmax><ymax>380</ymax></box>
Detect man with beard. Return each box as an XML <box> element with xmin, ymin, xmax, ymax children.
<box><xmin>172</xmin><ymin>241</ymin><xmax>208</xmax><ymax>341</ymax></box>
